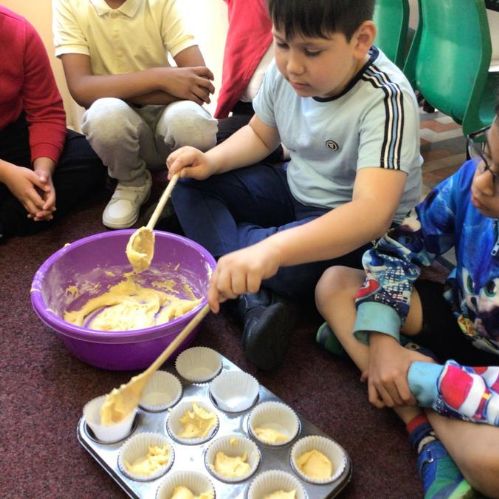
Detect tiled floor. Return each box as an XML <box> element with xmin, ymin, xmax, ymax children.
<box><xmin>420</xmin><ymin>111</ymin><xmax>466</xmax><ymax>194</ymax></box>
<box><xmin>419</xmin><ymin>111</ymin><xmax>465</xmax><ymax>266</ymax></box>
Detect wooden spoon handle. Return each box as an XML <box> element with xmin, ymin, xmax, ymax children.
<box><xmin>142</xmin><ymin>303</ymin><xmax>210</xmax><ymax>379</ymax></box>
<box><xmin>146</xmin><ymin>173</ymin><xmax>179</xmax><ymax>230</ymax></box>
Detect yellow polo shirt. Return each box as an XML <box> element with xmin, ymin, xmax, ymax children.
<box><xmin>53</xmin><ymin>0</ymin><xmax>196</xmax><ymax>75</ymax></box>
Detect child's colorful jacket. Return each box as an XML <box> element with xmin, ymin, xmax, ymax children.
<box><xmin>354</xmin><ymin>160</ymin><xmax>499</xmax><ymax>357</ymax></box>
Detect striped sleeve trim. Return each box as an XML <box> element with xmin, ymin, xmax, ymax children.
<box><xmin>362</xmin><ymin>65</ymin><xmax>405</xmax><ymax>169</ymax></box>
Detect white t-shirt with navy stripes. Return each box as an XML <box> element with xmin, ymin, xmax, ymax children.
<box><xmin>253</xmin><ymin>47</ymin><xmax>422</xmax><ymax>223</ymax></box>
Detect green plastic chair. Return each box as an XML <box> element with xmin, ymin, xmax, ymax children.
<box><xmin>404</xmin><ymin>0</ymin><xmax>499</xmax><ymax>136</ymax></box>
<box><xmin>373</xmin><ymin>0</ymin><xmax>410</xmax><ymax>68</ymax></box>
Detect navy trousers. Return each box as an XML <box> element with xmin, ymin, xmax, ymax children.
<box><xmin>0</xmin><ymin>114</ymin><xmax>105</xmax><ymax>236</ymax></box>
<box><xmin>172</xmin><ymin>162</ymin><xmax>370</xmax><ymax>300</ymax></box>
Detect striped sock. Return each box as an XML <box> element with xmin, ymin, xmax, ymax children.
<box><xmin>407</xmin><ymin>414</ymin><xmax>436</xmax><ymax>454</ymax></box>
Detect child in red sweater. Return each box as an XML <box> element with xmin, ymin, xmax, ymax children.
<box><xmin>0</xmin><ymin>6</ymin><xmax>104</xmax><ymax>239</ymax></box>
<box><xmin>215</xmin><ymin>0</ymin><xmax>283</xmax><ymax>164</ymax></box>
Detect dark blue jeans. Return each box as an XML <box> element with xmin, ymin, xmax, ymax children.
<box><xmin>172</xmin><ymin>163</ymin><xmax>370</xmax><ymax>300</ymax></box>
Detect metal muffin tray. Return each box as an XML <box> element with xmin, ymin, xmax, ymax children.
<box><xmin>77</xmin><ymin>352</ymin><xmax>352</xmax><ymax>498</ymax></box>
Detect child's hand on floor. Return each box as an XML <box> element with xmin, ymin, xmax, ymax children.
<box><xmin>167</xmin><ymin>146</ymin><xmax>217</xmax><ymax>181</ymax></box>
<box><xmin>207</xmin><ymin>241</ymin><xmax>281</xmax><ymax>312</ymax></box>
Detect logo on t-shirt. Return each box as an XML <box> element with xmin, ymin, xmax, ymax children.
<box><xmin>326</xmin><ymin>140</ymin><xmax>339</xmax><ymax>151</ymax></box>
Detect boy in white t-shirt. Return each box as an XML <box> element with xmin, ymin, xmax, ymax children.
<box><xmin>167</xmin><ymin>0</ymin><xmax>422</xmax><ymax>372</ymax></box>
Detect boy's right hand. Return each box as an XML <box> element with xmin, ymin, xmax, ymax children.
<box><xmin>167</xmin><ymin>146</ymin><xmax>217</xmax><ymax>180</ymax></box>
<box><xmin>156</xmin><ymin>66</ymin><xmax>215</xmax><ymax>105</ymax></box>
<box><xmin>2</xmin><ymin>162</ymin><xmax>53</xmax><ymax>219</ymax></box>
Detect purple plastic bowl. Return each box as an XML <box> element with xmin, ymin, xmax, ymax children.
<box><xmin>31</xmin><ymin>230</ymin><xmax>216</xmax><ymax>371</ymax></box>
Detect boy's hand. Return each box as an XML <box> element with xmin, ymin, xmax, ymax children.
<box><xmin>32</xmin><ymin>170</ymin><xmax>56</xmax><ymax>221</ymax></box>
<box><xmin>167</xmin><ymin>146</ymin><xmax>217</xmax><ymax>180</ymax></box>
<box><xmin>2</xmin><ymin>162</ymin><xmax>54</xmax><ymax>220</ymax></box>
<box><xmin>364</xmin><ymin>333</ymin><xmax>433</xmax><ymax>409</ymax></box>
<box><xmin>156</xmin><ymin>66</ymin><xmax>215</xmax><ymax>105</ymax></box>
<box><xmin>207</xmin><ymin>241</ymin><xmax>281</xmax><ymax>313</ymax></box>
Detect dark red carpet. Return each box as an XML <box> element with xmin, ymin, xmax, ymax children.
<box><xmin>0</xmin><ymin>196</ymin><xmax>420</xmax><ymax>498</ymax></box>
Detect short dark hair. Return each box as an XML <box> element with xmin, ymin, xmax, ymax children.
<box><xmin>267</xmin><ymin>0</ymin><xmax>375</xmax><ymax>41</ymax></box>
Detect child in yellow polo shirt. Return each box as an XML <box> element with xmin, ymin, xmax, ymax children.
<box><xmin>53</xmin><ymin>0</ymin><xmax>218</xmax><ymax>229</ymax></box>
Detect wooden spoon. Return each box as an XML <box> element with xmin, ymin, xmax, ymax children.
<box><xmin>100</xmin><ymin>303</ymin><xmax>209</xmax><ymax>425</ymax></box>
<box><xmin>126</xmin><ymin>173</ymin><xmax>179</xmax><ymax>273</ymax></box>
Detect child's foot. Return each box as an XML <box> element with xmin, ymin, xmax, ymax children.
<box><xmin>418</xmin><ymin>440</ymin><xmax>474</xmax><ymax>499</ymax></box>
<box><xmin>315</xmin><ymin>322</ymin><xmax>346</xmax><ymax>357</ymax></box>
<box><xmin>102</xmin><ymin>170</ymin><xmax>152</xmax><ymax>229</ymax></box>
<box><xmin>238</xmin><ymin>289</ymin><xmax>296</xmax><ymax>371</ymax></box>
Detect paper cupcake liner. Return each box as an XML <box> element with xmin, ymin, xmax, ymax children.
<box><xmin>83</xmin><ymin>395</ymin><xmax>137</xmax><ymax>444</ymax></box>
<box><xmin>205</xmin><ymin>435</ymin><xmax>261</xmax><ymax>483</ymax></box>
<box><xmin>156</xmin><ymin>470</ymin><xmax>215</xmax><ymax>499</ymax></box>
<box><xmin>248</xmin><ymin>401</ymin><xmax>300</xmax><ymax>446</ymax></box>
<box><xmin>290</xmin><ymin>435</ymin><xmax>347</xmax><ymax>485</ymax></box>
<box><xmin>209</xmin><ymin>370</ymin><xmax>259</xmax><ymax>413</ymax></box>
<box><xmin>175</xmin><ymin>347</ymin><xmax>222</xmax><ymax>382</ymax></box>
<box><xmin>139</xmin><ymin>371</ymin><xmax>182</xmax><ymax>412</ymax></box>
<box><xmin>167</xmin><ymin>399</ymin><xmax>219</xmax><ymax>445</ymax></box>
<box><xmin>247</xmin><ymin>469</ymin><xmax>308</xmax><ymax>499</ymax></box>
<box><xmin>118</xmin><ymin>432</ymin><xmax>174</xmax><ymax>482</ymax></box>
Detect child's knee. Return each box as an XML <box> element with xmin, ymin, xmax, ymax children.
<box><xmin>160</xmin><ymin>101</ymin><xmax>217</xmax><ymax>151</ymax></box>
<box><xmin>81</xmin><ymin>98</ymin><xmax>132</xmax><ymax>147</ymax></box>
<box><xmin>315</xmin><ymin>266</ymin><xmax>362</xmax><ymax>313</ymax></box>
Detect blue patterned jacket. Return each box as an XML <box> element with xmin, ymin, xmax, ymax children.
<box><xmin>354</xmin><ymin>160</ymin><xmax>499</xmax><ymax>357</ymax></box>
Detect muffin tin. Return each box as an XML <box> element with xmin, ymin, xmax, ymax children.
<box><xmin>77</xmin><ymin>351</ymin><xmax>352</xmax><ymax>498</ymax></box>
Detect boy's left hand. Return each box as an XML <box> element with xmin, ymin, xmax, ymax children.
<box><xmin>207</xmin><ymin>241</ymin><xmax>281</xmax><ymax>313</ymax></box>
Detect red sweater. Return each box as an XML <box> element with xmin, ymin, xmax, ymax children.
<box><xmin>214</xmin><ymin>0</ymin><xmax>273</xmax><ymax>119</ymax></box>
<box><xmin>0</xmin><ymin>6</ymin><xmax>66</xmax><ymax>163</ymax></box>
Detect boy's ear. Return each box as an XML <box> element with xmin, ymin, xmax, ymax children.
<box><xmin>352</xmin><ymin>20</ymin><xmax>376</xmax><ymax>58</ymax></box>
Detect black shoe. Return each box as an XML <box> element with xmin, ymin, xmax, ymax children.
<box><xmin>236</xmin><ymin>288</ymin><xmax>272</xmax><ymax>319</ymax></box>
<box><xmin>238</xmin><ymin>289</ymin><xmax>296</xmax><ymax>370</ymax></box>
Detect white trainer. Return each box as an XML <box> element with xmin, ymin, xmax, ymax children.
<box><xmin>102</xmin><ymin>170</ymin><xmax>152</xmax><ymax>229</ymax></box>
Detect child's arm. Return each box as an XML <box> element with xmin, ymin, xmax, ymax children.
<box><xmin>207</xmin><ymin>166</ymin><xmax>407</xmax><ymax>310</ymax></box>
<box><xmin>131</xmin><ymin>46</ymin><xmax>215</xmax><ymax>106</ymax></box>
<box><xmin>60</xmin><ymin>46</ymin><xmax>214</xmax><ymax>109</ymax></box>
<box><xmin>167</xmin><ymin>114</ymin><xmax>281</xmax><ymax>179</ymax></box>
<box><xmin>351</xmin><ymin>175</ymin><xmax>459</xmax><ymax>407</ymax></box>
<box><xmin>6</xmin><ymin>16</ymin><xmax>65</xmax><ymax>221</ymax></box>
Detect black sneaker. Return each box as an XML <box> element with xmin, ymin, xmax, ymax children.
<box><xmin>238</xmin><ymin>289</ymin><xmax>296</xmax><ymax>370</ymax></box>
